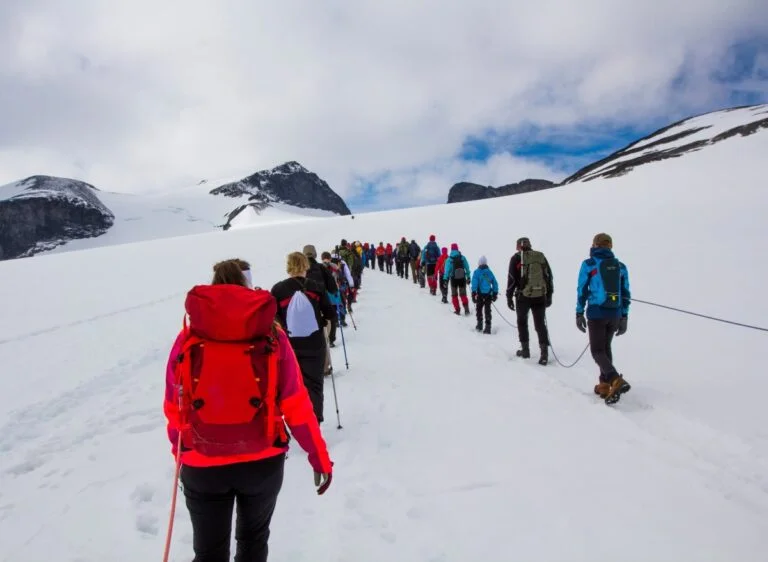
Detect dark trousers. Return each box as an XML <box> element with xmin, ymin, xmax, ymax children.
<box><xmin>377</xmin><ymin>256</ymin><xmax>385</xmax><ymax>271</ymax></box>
<box><xmin>516</xmin><ymin>297</ymin><xmax>549</xmax><ymax>346</ymax></box>
<box><xmin>181</xmin><ymin>455</ymin><xmax>285</xmax><ymax>562</ymax></box>
<box><xmin>386</xmin><ymin>257</ymin><xmax>393</xmax><ymax>274</ymax></box>
<box><xmin>588</xmin><ymin>317</ymin><xmax>619</xmax><ymax>378</ymax></box>
<box><xmin>297</xmin><ymin>353</ymin><xmax>325</xmax><ymax>423</ymax></box>
<box><xmin>475</xmin><ymin>293</ymin><xmax>492</xmax><ymax>326</ymax></box>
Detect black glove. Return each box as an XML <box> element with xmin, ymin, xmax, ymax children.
<box><xmin>616</xmin><ymin>316</ymin><xmax>628</xmax><ymax>336</ymax></box>
<box><xmin>471</xmin><ymin>292</ymin><xmax>477</xmax><ymax>303</ymax></box>
<box><xmin>492</xmin><ymin>293</ymin><xmax>498</xmax><ymax>302</ymax></box>
<box><xmin>507</xmin><ymin>295</ymin><xmax>515</xmax><ymax>311</ymax></box>
<box><xmin>576</xmin><ymin>313</ymin><xmax>587</xmax><ymax>333</ymax></box>
<box><xmin>546</xmin><ymin>294</ymin><xmax>552</xmax><ymax>308</ymax></box>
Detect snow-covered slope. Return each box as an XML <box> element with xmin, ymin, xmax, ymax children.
<box><xmin>564</xmin><ymin>103</ymin><xmax>768</xmax><ymax>183</ymax></box>
<box><xmin>0</xmin><ymin>122</ymin><xmax>767</xmax><ymax>561</ymax></box>
<box><xmin>0</xmin><ymin>162</ymin><xmax>347</xmax><ymax>259</ymax></box>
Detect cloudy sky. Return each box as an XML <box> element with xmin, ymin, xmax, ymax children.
<box><xmin>1</xmin><ymin>1</ymin><xmax>767</xmax><ymax>211</ymax></box>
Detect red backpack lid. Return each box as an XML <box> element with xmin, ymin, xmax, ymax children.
<box><xmin>185</xmin><ymin>285</ymin><xmax>276</xmax><ymax>342</ymax></box>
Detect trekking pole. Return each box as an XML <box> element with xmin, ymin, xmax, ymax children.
<box><xmin>162</xmin><ymin>390</ymin><xmax>184</xmax><ymax>562</ymax></box>
<box><xmin>329</xmin><ymin>367</ymin><xmax>343</xmax><ymax>429</ymax></box>
<box><xmin>348</xmin><ymin>309</ymin><xmax>358</xmax><ymax>331</ymax></box>
<box><xmin>337</xmin><ymin>306</ymin><xmax>349</xmax><ymax>369</ymax></box>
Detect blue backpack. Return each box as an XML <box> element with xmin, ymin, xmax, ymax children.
<box><xmin>426</xmin><ymin>242</ymin><xmax>440</xmax><ymax>264</ymax></box>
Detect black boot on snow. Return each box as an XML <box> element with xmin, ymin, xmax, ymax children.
<box><xmin>516</xmin><ymin>343</ymin><xmax>530</xmax><ymax>358</ymax></box>
<box><xmin>464</xmin><ymin>305</ymin><xmax>470</xmax><ymax>316</ymax></box>
<box><xmin>441</xmin><ymin>295</ymin><xmax>448</xmax><ymax>304</ymax></box>
<box><xmin>483</xmin><ymin>324</ymin><xmax>491</xmax><ymax>335</ymax></box>
<box><xmin>475</xmin><ymin>321</ymin><xmax>482</xmax><ymax>332</ymax></box>
<box><xmin>538</xmin><ymin>345</ymin><xmax>549</xmax><ymax>366</ymax></box>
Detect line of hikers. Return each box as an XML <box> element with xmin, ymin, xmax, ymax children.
<box><xmin>372</xmin><ymin>232</ymin><xmax>632</xmax><ymax>406</ymax></box>
<box><xmin>161</xmin><ymin>232</ymin><xmax>630</xmax><ymax>561</ymax></box>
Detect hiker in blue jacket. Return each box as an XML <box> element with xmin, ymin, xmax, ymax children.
<box><xmin>471</xmin><ymin>256</ymin><xmax>499</xmax><ymax>334</ymax></box>
<box><xmin>576</xmin><ymin>233</ymin><xmax>631</xmax><ymax>405</ymax></box>
<box><xmin>443</xmin><ymin>243</ymin><xmax>472</xmax><ymax>315</ymax></box>
<box><xmin>421</xmin><ymin>235</ymin><xmax>441</xmax><ymax>296</ymax></box>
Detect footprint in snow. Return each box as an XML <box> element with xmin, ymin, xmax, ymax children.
<box><xmin>136</xmin><ymin>513</ymin><xmax>159</xmax><ymax>536</ymax></box>
<box><xmin>131</xmin><ymin>483</ymin><xmax>155</xmax><ymax>505</ymax></box>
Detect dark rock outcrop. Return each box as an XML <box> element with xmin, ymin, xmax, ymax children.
<box><xmin>0</xmin><ymin>176</ymin><xmax>114</xmax><ymax>260</ymax></box>
<box><xmin>447</xmin><ymin>179</ymin><xmax>556</xmax><ymax>204</ymax></box>
<box><xmin>211</xmin><ymin>161</ymin><xmax>351</xmax><ymax>224</ymax></box>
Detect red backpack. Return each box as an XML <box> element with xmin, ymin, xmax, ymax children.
<box><xmin>174</xmin><ymin>285</ymin><xmax>287</xmax><ymax>457</ymax></box>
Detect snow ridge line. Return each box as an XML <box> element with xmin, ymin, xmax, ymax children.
<box><xmin>0</xmin><ymin>292</ymin><xmax>187</xmax><ymax>346</ymax></box>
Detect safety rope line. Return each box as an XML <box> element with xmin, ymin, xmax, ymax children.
<box><xmin>491</xmin><ymin>302</ymin><xmax>591</xmax><ymax>369</ymax></box>
<box><xmin>630</xmin><ymin>298</ymin><xmax>768</xmax><ymax>333</ymax></box>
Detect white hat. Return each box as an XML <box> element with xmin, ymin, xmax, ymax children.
<box><xmin>478</xmin><ymin>255</ymin><xmax>488</xmax><ymax>266</ymax></box>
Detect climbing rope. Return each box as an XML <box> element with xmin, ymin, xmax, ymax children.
<box><xmin>491</xmin><ymin>302</ymin><xmax>591</xmax><ymax>369</ymax></box>
<box><xmin>631</xmin><ymin>298</ymin><xmax>768</xmax><ymax>333</ymax></box>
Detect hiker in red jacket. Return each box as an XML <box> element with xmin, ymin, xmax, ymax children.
<box><xmin>376</xmin><ymin>242</ymin><xmax>386</xmax><ymax>271</ymax></box>
<box><xmin>164</xmin><ymin>258</ymin><xmax>332</xmax><ymax>562</ymax></box>
<box><xmin>385</xmin><ymin>242</ymin><xmax>394</xmax><ymax>274</ymax></box>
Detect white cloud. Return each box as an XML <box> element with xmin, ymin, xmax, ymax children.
<box><xmin>0</xmin><ymin>0</ymin><xmax>766</xmax><ymax>207</ymax></box>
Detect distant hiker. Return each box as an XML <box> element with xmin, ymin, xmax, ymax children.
<box><xmin>322</xmin><ymin>251</ymin><xmax>345</xmax><ymax>338</ymax></box>
<box><xmin>416</xmin><ymin>254</ymin><xmax>426</xmax><ymax>288</ymax></box>
<box><xmin>443</xmin><ymin>243</ymin><xmax>471</xmax><ymax>315</ymax></box>
<box><xmin>362</xmin><ymin>242</ymin><xmax>370</xmax><ymax>269</ymax></box>
<box><xmin>435</xmin><ymin>247</ymin><xmax>450</xmax><ymax>303</ymax></box>
<box><xmin>305</xmin><ymin>245</ymin><xmax>339</xmax><ymax>376</ymax></box>
<box><xmin>506</xmin><ymin>237</ymin><xmax>553</xmax><ymax>366</ymax></box>
<box><xmin>271</xmin><ymin>252</ymin><xmax>336</xmax><ymax>423</ymax></box>
<box><xmin>376</xmin><ymin>242</ymin><xmax>386</xmax><ymax>271</ymax></box>
<box><xmin>576</xmin><ymin>233</ymin><xmax>631</xmax><ymax>404</ymax></box>
<box><xmin>396</xmin><ymin>237</ymin><xmax>410</xmax><ymax>278</ymax></box>
<box><xmin>330</xmin><ymin>252</ymin><xmax>355</xmax><ymax>322</ymax></box>
<box><xmin>367</xmin><ymin>244</ymin><xmax>376</xmax><ymax>269</ymax></box>
<box><xmin>385</xmin><ymin>242</ymin><xmax>394</xmax><ymax>274</ymax></box>
<box><xmin>421</xmin><ymin>235</ymin><xmax>441</xmax><ymax>296</ymax></box>
<box><xmin>164</xmin><ymin>259</ymin><xmax>333</xmax><ymax>562</ymax></box>
<box><xmin>339</xmin><ymin>239</ymin><xmax>362</xmax><ymax>296</ymax></box>
<box><xmin>408</xmin><ymin>240</ymin><xmax>421</xmax><ymax>283</ymax></box>
<box><xmin>471</xmin><ymin>256</ymin><xmax>499</xmax><ymax>334</ymax></box>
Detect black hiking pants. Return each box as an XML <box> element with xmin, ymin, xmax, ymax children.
<box><xmin>516</xmin><ymin>296</ymin><xmax>549</xmax><ymax>347</ymax></box>
<box><xmin>377</xmin><ymin>256</ymin><xmax>385</xmax><ymax>271</ymax></box>
<box><xmin>181</xmin><ymin>454</ymin><xmax>285</xmax><ymax>562</ymax></box>
<box><xmin>476</xmin><ymin>293</ymin><xmax>493</xmax><ymax>327</ymax></box>
<box><xmin>588</xmin><ymin>317</ymin><xmax>619</xmax><ymax>378</ymax></box>
<box><xmin>386</xmin><ymin>256</ymin><xmax>393</xmax><ymax>274</ymax></box>
<box><xmin>296</xmin><ymin>353</ymin><xmax>325</xmax><ymax>423</ymax></box>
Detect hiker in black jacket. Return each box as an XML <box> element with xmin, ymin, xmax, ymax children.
<box><xmin>408</xmin><ymin>240</ymin><xmax>421</xmax><ymax>284</ymax></box>
<box><xmin>304</xmin><ymin>245</ymin><xmax>339</xmax><ymax>375</ymax></box>
<box><xmin>271</xmin><ymin>252</ymin><xmax>336</xmax><ymax>422</ymax></box>
<box><xmin>506</xmin><ymin>237</ymin><xmax>553</xmax><ymax>365</ymax></box>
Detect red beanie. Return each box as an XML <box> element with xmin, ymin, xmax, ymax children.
<box><xmin>430</xmin><ymin>234</ymin><xmax>436</xmax><ymax>241</ymax></box>
<box><xmin>441</xmin><ymin>247</ymin><xmax>448</xmax><ymax>255</ymax></box>
<box><xmin>451</xmin><ymin>243</ymin><xmax>459</xmax><ymax>251</ymax></box>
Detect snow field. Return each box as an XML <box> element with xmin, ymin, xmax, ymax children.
<box><xmin>0</xmin><ymin>120</ymin><xmax>766</xmax><ymax>560</ymax></box>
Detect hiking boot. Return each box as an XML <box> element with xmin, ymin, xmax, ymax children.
<box><xmin>441</xmin><ymin>296</ymin><xmax>448</xmax><ymax>304</ymax></box>
<box><xmin>475</xmin><ymin>321</ymin><xmax>482</xmax><ymax>331</ymax></box>
<box><xmin>516</xmin><ymin>342</ymin><xmax>530</xmax><ymax>358</ymax></box>
<box><xmin>594</xmin><ymin>382</ymin><xmax>611</xmax><ymax>398</ymax></box>
<box><xmin>340</xmin><ymin>320</ymin><xmax>348</xmax><ymax>327</ymax></box>
<box><xmin>483</xmin><ymin>324</ymin><xmax>491</xmax><ymax>335</ymax></box>
<box><xmin>454</xmin><ymin>309</ymin><xmax>461</xmax><ymax>316</ymax></box>
<box><xmin>604</xmin><ymin>374</ymin><xmax>631</xmax><ymax>405</ymax></box>
<box><xmin>538</xmin><ymin>345</ymin><xmax>548</xmax><ymax>366</ymax></box>
<box><xmin>464</xmin><ymin>305</ymin><xmax>470</xmax><ymax>316</ymax></box>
